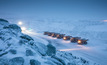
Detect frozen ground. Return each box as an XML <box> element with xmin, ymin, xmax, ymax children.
<box><xmin>0</xmin><ymin>1</ymin><xmax>107</xmax><ymax>65</ymax></box>
<box><xmin>1</xmin><ymin>19</ymin><xmax>99</xmax><ymax>65</ymax></box>
<box><xmin>20</xmin><ymin>19</ymin><xmax>107</xmax><ymax>65</ymax></box>
<box><xmin>0</xmin><ymin>16</ymin><xmax>107</xmax><ymax>65</ymax></box>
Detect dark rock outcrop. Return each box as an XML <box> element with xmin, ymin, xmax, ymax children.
<box><xmin>9</xmin><ymin>49</ymin><xmax>17</xmax><ymax>54</ymax></box>
<box><xmin>20</xmin><ymin>34</ymin><xmax>34</xmax><ymax>41</ymax></box>
<box><xmin>30</xmin><ymin>59</ymin><xmax>41</xmax><ymax>65</ymax></box>
<box><xmin>46</xmin><ymin>44</ymin><xmax>56</xmax><ymax>56</ymax></box>
<box><xmin>9</xmin><ymin>57</ymin><xmax>24</xmax><ymax>65</ymax></box>
<box><xmin>26</xmin><ymin>49</ymin><xmax>34</xmax><ymax>56</ymax></box>
<box><xmin>3</xmin><ymin>24</ymin><xmax>21</xmax><ymax>33</ymax></box>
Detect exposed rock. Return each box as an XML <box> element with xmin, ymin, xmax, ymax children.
<box><xmin>9</xmin><ymin>57</ymin><xmax>24</xmax><ymax>65</ymax></box>
<box><xmin>0</xmin><ymin>18</ymin><xmax>8</xmax><ymax>23</ymax></box>
<box><xmin>20</xmin><ymin>34</ymin><xmax>34</xmax><ymax>41</ymax></box>
<box><xmin>0</xmin><ymin>36</ymin><xmax>4</xmax><ymax>41</ymax></box>
<box><xmin>0</xmin><ymin>52</ymin><xmax>8</xmax><ymax>57</ymax></box>
<box><xmin>0</xmin><ymin>49</ymin><xmax>2</xmax><ymax>52</ymax></box>
<box><xmin>30</xmin><ymin>59</ymin><xmax>41</xmax><ymax>65</ymax></box>
<box><xmin>19</xmin><ymin>35</ymin><xmax>34</xmax><ymax>45</ymax></box>
<box><xmin>46</xmin><ymin>44</ymin><xmax>56</xmax><ymax>56</ymax></box>
<box><xmin>80</xmin><ymin>58</ymin><xmax>88</xmax><ymax>64</ymax></box>
<box><xmin>19</xmin><ymin>39</ymin><xmax>28</xmax><ymax>45</ymax></box>
<box><xmin>26</xmin><ymin>49</ymin><xmax>34</xmax><ymax>56</ymax></box>
<box><xmin>35</xmin><ymin>42</ymin><xmax>47</xmax><ymax>56</ymax></box>
<box><xmin>9</xmin><ymin>49</ymin><xmax>17</xmax><ymax>54</ymax></box>
<box><xmin>0</xmin><ymin>29</ymin><xmax>16</xmax><ymax>41</ymax></box>
<box><xmin>7</xmin><ymin>43</ymin><xmax>12</xmax><ymax>46</ymax></box>
<box><xmin>3</xmin><ymin>24</ymin><xmax>21</xmax><ymax>33</ymax></box>
<box><xmin>0</xmin><ymin>19</ymin><xmax>9</xmax><ymax>28</ymax></box>
<box><xmin>51</xmin><ymin>55</ymin><xmax>66</xmax><ymax>65</ymax></box>
<box><xmin>28</xmin><ymin>40</ymin><xmax>35</xmax><ymax>46</ymax></box>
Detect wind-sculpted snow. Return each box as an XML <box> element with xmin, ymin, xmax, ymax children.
<box><xmin>0</xmin><ymin>19</ymin><xmax>97</xmax><ymax>65</ymax></box>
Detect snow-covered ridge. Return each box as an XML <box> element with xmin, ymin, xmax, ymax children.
<box><xmin>0</xmin><ymin>19</ymin><xmax>97</xmax><ymax>65</ymax></box>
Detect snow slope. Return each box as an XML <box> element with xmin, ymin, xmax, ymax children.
<box><xmin>19</xmin><ymin>19</ymin><xmax>107</xmax><ymax>65</ymax></box>
<box><xmin>0</xmin><ymin>19</ymin><xmax>97</xmax><ymax>65</ymax></box>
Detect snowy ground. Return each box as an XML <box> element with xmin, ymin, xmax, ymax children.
<box><xmin>0</xmin><ymin>16</ymin><xmax>107</xmax><ymax>65</ymax></box>
<box><xmin>1</xmin><ymin>19</ymin><xmax>97</xmax><ymax>65</ymax></box>
<box><xmin>0</xmin><ymin>1</ymin><xmax>107</xmax><ymax>65</ymax></box>
<box><xmin>25</xmin><ymin>33</ymin><xmax>107</xmax><ymax>65</ymax></box>
<box><xmin>19</xmin><ymin>19</ymin><xmax>107</xmax><ymax>65</ymax></box>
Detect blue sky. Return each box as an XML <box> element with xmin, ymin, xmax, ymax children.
<box><xmin>0</xmin><ymin>0</ymin><xmax>107</xmax><ymax>21</ymax></box>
